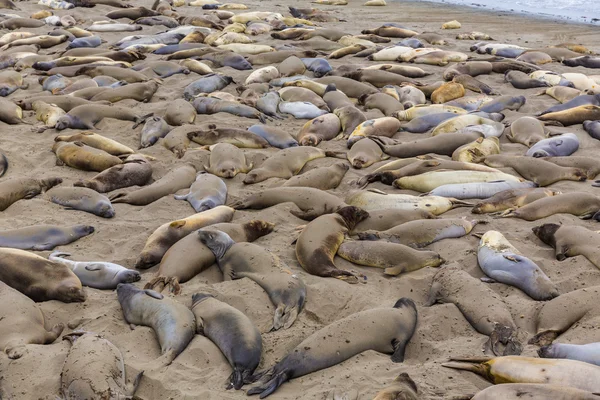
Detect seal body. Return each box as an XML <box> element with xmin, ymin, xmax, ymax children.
<box><xmin>191</xmin><ymin>294</ymin><xmax>262</xmax><ymax>389</ymax></box>
<box><xmin>204</xmin><ymin>143</ymin><xmax>253</xmax><ymax>178</ymax></box>
<box><xmin>243</xmin><ymin>147</ymin><xmax>330</xmax><ymax>184</ymax></box>
<box><xmin>45</xmin><ymin>186</ymin><xmax>115</xmax><ymax>218</ymax></box>
<box><xmin>282</xmin><ymin>162</ymin><xmax>349</xmax><ymax>190</ymax></box>
<box><xmin>117</xmin><ymin>284</ymin><xmax>195</xmax><ymax>366</ymax></box>
<box><xmin>175</xmin><ymin>173</ymin><xmax>227</xmax><ymax>212</ymax></box>
<box><xmin>53</xmin><ymin>142</ymin><xmax>122</xmax><ymax>172</ymax></box>
<box><xmin>533</xmin><ymin>223</ymin><xmax>600</xmax><ymax>269</ymax></box>
<box><xmin>526</xmin><ymin>132</ymin><xmax>579</xmax><ymax>157</ymax></box>
<box><xmin>0</xmin><ymin>177</ymin><xmax>62</xmax><ymax>211</ymax></box>
<box><xmin>503</xmin><ymin>192</ymin><xmax>600</xmax><ymax>221</ymax></box>
<box><xmin>248</xmin><ymin>124</ymin><xmax>298</xmax><ymax>148</ymax></box>
<box><xmin>471</xmin><ymin>383</ymin><xmax>600</xmax><ymax>400</ymax></box>
<box><xmin>49</xmin><ymin>252</ymin><xmax>140</xmax><ymax>289</ymax></box>
<box><xmin>478</xmin><ymin>231</ymin><xmax>558</xmax><ymax>300</ymax></box>
<box><xmin>74</xmin><ymin>158</ymin><xmax>152</xmax><ymax>193</ymax></box>
<box><xmin>0</xmin><ymin>224</ymin><xmax>94</xmax><ymax>251</ymax></box>
<box><xmin>472</xmin><ymin>188</ymin><xmax>559</xmax><ymax>214</ymax></box>
<box><xmin>247</xmin><ymin>299</ymin><xmax>418</xmax><ymax>398</ymax></box>
<box><xmin>539</xmin><ymin>343</ymin><xmax>600</xmax><ymax>366</ymax></box>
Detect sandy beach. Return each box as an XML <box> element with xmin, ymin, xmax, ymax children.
<box><xmin>1</xmin><ymin>0</ymin><xmax>600</xmax><ymax>398</ymax></box>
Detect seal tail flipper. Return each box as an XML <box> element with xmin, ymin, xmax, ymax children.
<box><xmin>49</xmin><ymin>251</ymin><xmax>71</xmax><ymax>260</ymax></box>
<box><xmin>282</xmin><ymin>307</ymin><xmax>299</xmax><ymax>330</ymax></box>
<box><xmin>109</xmin><ymin>192</ymin><xmax>128</xmax><ymax>203</ymax></box>
<box><xmin>450</xmin><ymin>199</ymin><xmax>474</xmax><ymax>208</ymax></box>
<box><xmin>441</xmin><ymin>361</ymin><xmax>487</xmax><ymax>376</ymax></box>
<box><xmin>45</xmin><ymin>322</ymin><xmax>65</xmax><ymax>343</ymax></box>
<box><xmin>174</xmin><ymin>192</ymin><xmax>189</xmax><ymax>200</ymax></box>
<box><xmin>247</xmin><ymin>371</ymin><xmax>290</xmax><ymax>398</ymax></box>
<box><xmin>227</xmin><ymin>368</ymin><xmax>244</xmax><ymax>390</ymax></box>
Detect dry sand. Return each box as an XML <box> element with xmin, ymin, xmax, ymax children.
<box><xmin>1</xmin><ymin>0</ymin><xmax>600</xmax><ymax>398</ymax></box>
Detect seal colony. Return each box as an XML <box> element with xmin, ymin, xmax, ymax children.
<box><xmin>1</xmin><ymin>0</ymin><xmax>600</xmax><ymax>398</ymax></box>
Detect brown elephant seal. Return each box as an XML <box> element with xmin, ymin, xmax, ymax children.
<box><xmin>135</xmin><ymin>205</ymin><xmax>235</xmax><ymax>269</ymax></box>
<box><xmin>55</xmin><ymin>104</ymin><xmax>151</xmax><ymax>130</ymax></box>
<box><xmin>296</xmin><ymin>206</ymin><xmax>369</xmax><ymax>283</ymax></box>
<box><xmin>164</xmin><ymin>98</ymin><xmax>196</xmax><ymax>126</ymax></box>
<box><xmin>343</xmin><ymin>69</ymin><xmax>418</xmax><ymax>88</ymax></box>
<box><xmin>323</xmin><ymin>88</ymin><xmax>353</xmax><ymax>110</ymax></box>
<box><xmin>0</xmin><ymin>97</ymin><xmax>25</xmax><ymax>124</ymax></box>
<box><xmin>471</xmin><ymin>383</ymin><xmax>600</xmax><ymax>400</ymax></box>
<box><xmin>197</xmin><ymin>230</ymin><xmax>306</xmax><ymax>330</ymax></box>
<box><xmin>503</xmin><ymin>192</ymin><xmax>600</xmax><ymax>221</ymax></box>
<box><xmin>282</xmin><ymin>162</ymin><xmax>349</xmax><ymax>190</ymax></box>
<box><xmin>74</xmin><ymin>157</ymin><xmax>152</xmax><ymax>193</ymax></box>
<box><xmin>538</xmin><ymin>105</ymin><xmax>600</xmax><ymax>126</ymax></box>
<box><xmin>529</xmin><ymin>285</ymin><xmax>600</xmax><ymax>346</ymax></box>
<box><xmin>315</xmin><ymin>76</ymin><xmax>378</xmax><ymax>98</ymax></box>
<box><xmin>191</xmin><ymin>293</ymin><xmax>262</xmax><ymax>389</ymax></box>
<box><xmin>347</xmin><ymin>137</ymin><xmax>389</xmax><ymax>169</ymax></box>
<box><xmin>53</xmin><ymin>142</ymin><xmax>123</xmax><ymax>172</ymax></box>
<box><xmin>0</xmin><ymin>281</ymin><xmax>64</xmax><ymax>359</ymax></box>
<box><xmin>89</xmin><ymin>80</ymin><xmax>159</xmax><ymax>103</ymax></box>
<box><xmin>443</xmin><ymin>61</ymin><xmax>493</xmax><ymax>80</ymax></box>
<box><xmin>0</xmin><ymin>248</ymin><xmax>85</xmax><ymax>303</ymax></box>
<box><xmin>14</xmin><ymin>95</ymin><xmax>97</xmax><ymax>112</ymax></box>
<box><xmin>338</xmin><ymin>240</ymin><xmax>443</xmax><ymax>276</ymax></box>
<box><xmin>427</xmin><ymin>265</ymin><xmax>521</xmax><ymax>355</ymax></box>
<box><xmin>280</xmin><ymin>86</ymin><xmax>329</xmax><ymax>110</ymax></box>
<box><xmin>352</xmin><ymin>208</ymin><xmax>437</xmax><ymax>232</ymax></box>
<box><xmin>146</xmin><ymin>220</ymin><xmax>274</xmax><ymax>294</ymax></box>
<box><xmin>54</xmin><ymin>132</ymin><xmax>134</xmax><ymax>156</ymax></box>
<box><xmin>45</xmin><ymin>186</ymin><xmax>115</xmax><ymax>218</ymax></box>
<box><xmin>358</xmin><ymin>218</ymin><xmax>480</xmax><ymax>248</ymax></box>
<box><xmin>187</xmin><ymin>125</ymin><xmax>269</xmax><ymax>148</ymax></box>
<box><xmin>297</xmin><ymin>113</ymin><xmax>341</xmax><ymax>146</ymax></box>
<box><xmin>110</xmin><ymin>163</ymin><xmax>196</xmax><ymax>206</ymax></box>
<box><xmin>373</xmin><ymin>131</ymin><xmax>482</xmax><ymax>158</ymax></box>
<box><xmin>431</xmin><ymin>82</ymin><xmax>465</xmax><ymax>104</ymax></box>
<box><xmin>0</xmin><ymin>177</ymin><xmax>61</xmax><ymax>211</ymax></box>
<box><xmin>348</xmin><ymin>117</ymin><xmax>401</xmax><ymax>146</ymax></box>
<box><xmin>507</xmin><ymin>116</ymin><xmax>547</xmax><ymax>146</ymax></box>
<box><xmin>231</xmin><ymin>187</ymin><xmax>346</xmax><ymax>220</ymax></box>
<box><xmin>358</xmin><ymin>92</ymin><xmax>403</xmax><ymax>116</ymax></box>
<box><xmin>533</xmin><ymin>223</ymin><xmax>600</xmax><ymax>269</ymax></box>
<box><xmin>247</xmin><ymin>298</ymin><xmax>418</xmax><ymax>398</ymax></box>
<box><xmin>472</xmin><ymin>188</ymin><xmax>559</xmax><ymax>214</ymax></box>
<box><xmin>541</xmin><ymin>156</ymin><xmax>600</xmax><ymax>180</ymax></box>
<box><xmin>373</xmin><ymin>373</ymin><xmax>419</xmax><ymax>400</ymax></box>
<box><xmin>453</xmin><ymin>74</ymin><xmax>496</xmax><ymax>95</ymax></box>
<box><xmin>61</xmin><ymin>332</ymin><xmax>143</xmax><ymax>400</ymax></box>
<box><xmin>0</xmin><ymin>224</ymin><xmax>94</xmax><ymax>251</ymax></box>
<box><xmin>334</xmin><ymin>105</ymin><xmax>367</xmax><ymax>138</ymax></box>
<box><xmin>243</xmin><ymin>147</ymin><xmax>341</xmax><ymax>184</ymax></box>
<box><xmin>278</xmin><ymin>55</ymin><xmax>306</xmax><ymax>77</ymax></box>
<box><xmin>76</xmin><ymin>65</ymin><xmax>150</xmax><ymax>83</ymax></box>
<box><xmin>204</xmin><ymin>143</ymin><xmax>253</xmax><ymax>178</ymax></box>
<box><xmin>483</xmin><ymin>155</ymin><xmax>587</xmax><ymax>186</ymax></box>
<box><xmin>505</xmin><ymin>70</ymin><xmax>550</xmax><ymax>89</ymax></box>
<box><xmin>117</xmin><ymin>284</ymin><xmax>195</xmax><ymax>366</ymax></box>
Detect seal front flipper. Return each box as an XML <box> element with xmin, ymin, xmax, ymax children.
<box><xmin>247</xmin><ymin>369</ymin><xmax>290</xmax><ymax>398</ymax></box>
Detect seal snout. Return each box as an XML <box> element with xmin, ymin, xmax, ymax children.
<box><xmin>537</xmin><ymin>344</ymin><xmax>554</xmax><ymax>358</ymax></box>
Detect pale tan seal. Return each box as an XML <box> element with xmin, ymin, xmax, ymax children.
<box><xmin>0</xmin><ymin>248</ymin><xmax>85</xmax><ymax>303</ymax></box>
<box><xmin>533</xmin><ymin>223</ymin><xmax>600</xmax><ymax>270</ymax></box>
<box><xmin>54</xmin><ymin>131</ymin><xmax>134</xmax><ymax>156</ymax></box>
<box><xmin>204</xmin><ymin>143</ymin><xmax>253</xmax><ymax>178</ymax></box>
<box><xmin>282</xmin><ymin>162</ymin><xmax>349</xmax><ymax>190</ymax></box>
<box><xmin>373</xmin><ymin>373</ymin><xmax>419</xmax><ymax>400</ymax></box>
<box><xmin>483</xmin><ymin>155</ymin><xmax>587</xmax><ymax>186</ymax></box>
<box><xmin>297</xmin><ymin>113</ymin><xmax>341</xmax><ymax>146</ymax></box>
<box><xmin>55</xmin><ymin>104</ymin><xmax>151</xmax><ymax>130</ymax></box>
<box><xmin>472</xmin><ymin>188</ymin><xmax>559</xmax><ymax>214</ymax></box>
<box><xmin>164</xmin><ymin>98</ymin><xmax>196</xmax><ymax>126</ymax></box>
<box><xmin>347</xmin><ymin>137</ymin><xmax>389</xmax><ymax>169</ymax></box>
<box><xmin>352</xmin><ymin>208</ymin><xmax>437</xmax><ymax>232</ymax></box>
<box><xmin>74</xmin><ymin>157</ymin><xmax>152</xmax><ymax>193</ymax></box>
<box><xmin>471</xmin><ymin>384</ymin><xmax>600</xmax><ymax>400</ymax></box>
<box><xmin>503</xmin><ymin>192</ymin><xmax>600</xmax><ymax>221</ymax></box>
<box><xmin>0</xmin><ymin>177</ymin><xmax>61</xmax><ymax>211</ymax></box>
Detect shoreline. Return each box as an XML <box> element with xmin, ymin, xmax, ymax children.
<box><xmin>392</xmin><ymin>0</ymin><xmax>600</xmax><ymax>26</ymax></box>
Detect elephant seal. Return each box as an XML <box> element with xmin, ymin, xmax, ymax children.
<box><xmin>538</xmin><ymin>105</ymin><xmax>600</xmax><ymax>126</ymax></box>
<box><xmin>539</xmin><ymin>343</ymin><xmax>600</xmax><ymax>366</ymax></box>
<box><xmin>338</xmin><ymin>240</ymin><xmax>443</xmax><ymax>276</ymax></box>
<box><xmin>373</xmin><ymin>131</ymin><xmax>482</xmax><ymax>158</ymax></box>
<box><xmin>483</xmin><ymin>155</ymin><xmax>587</xmax><ymax>186</ymax></box>
<box><xmin>243</xmin><ymin>147</ymin><xmax>340</xmax><ymax>184</ymax></box>
<box><xmin>45</xmin><ymin>186</ymin><xmax>115</xmax><ymax>218</ymax></box>
<box><xmin>471</xmin><ymin>383</ymin><xmax>600</xmax><ymax>400</ymax></box>
<box><xmin>373</xmin><ymin>373</ymin><xmax>419</xmax><ymax>400</ymax></box>
<box><xmin>183</xmin><ymin>74</ymin><xmax>234</xmax><ymax>100</ymax></box>
<box><xmin>348</xmin><ymin>117</ymin><xmax>401</xmax><ymax>146</ymax></box>
<box><xmin>197</xmin><ymin>229</ymin><xmax>306</xmax><ymax>330</ymax></box>
<box><xmin>248</xmin><ymin>125</ymin><xmax>298</xmax><ymax>148</ymax></box>
<box><xmin>175</xmin><ymin>173</ymin><xmax>227</xmax><ymax>212</ymax></box>
<box><xmin>0</xmin><ymin>225</ymin><xmax>94</xmax><ymax>251</ymax></box>
<box><xmin>0</xmin><ymin>177</ymin><xmax>62</xmax><ymax>211</ymax></box>
<box><xmin>431</xmin><ymin>82</ymin><xmax>465</xmax><ymax>104</ymax></box>
<box><xmin>452</xmin><ymin>137</ymin><xmax>500</xmax><ymax>163</ymax></box>
<box><xmin>90</xmin><ymin>80</ymin><xmax>159</xmax><ymax>103</ymax></box>
<box><xmin>0</xmin><ymin>281</ymin><xmax>64</xmax><ymax>359</ymax></box>
<box><xmin>0</xmin><ymin>97</ymin><xmax>25</xmax><ymax>124</ymax></box>
<box><xmin>117</xmin><ymin>284</ymin><xmax>195</xmax><ymax>366</ymax></box>
<box><xmin>0</xmin><ymin>248</ymin><xmax>85</xmax><ymax>303</ymax></box>
<box><xmin>334</xmin><ymin>105</ymin><xmax>367</xmax><ymax>138</ymax></box>
<box><xmin>230</xmin><ymin>187</ymin><xmax>346</xmax><ymax>220</ymax></box>
<box><xmin>539</xmin><ymin>94</ymin><xmax>600</xmax><ymax>116</ymax></box>
<box><xmin>584</xmin><ymin>120</ymin><xmax>600</xmax><ymax>140</ymax></box>
<box><xmin>110</xmin><ymin>164</ymin><xmax>196</xmax><ymax>206</ymax></box>
<box><xmin>314</xmin><ymin>76</ymin><xmax>379</xmax><ymax>98</ymax></box>
<box><xmin>507</xmin><ymin>116</ymin><xmax>547</xmax><ymax>147</ymax></box>
<box><xmin>358</xmin><ymin>92</ymin><xmax>403</xmax><ymax>116</ymax></box>
<box><xmin>347</xmin><ymin>190</ymin><xmax>470</xmax><ymax>215</ymax></box>
<box><xmin>540</xmin><ymin>156</ymin><xmax>600</xmax><ymax>180</ymax></box>
<box><xmin>526</xmin><ymin>133</ymin><xmax>579</xmax><ymax>157</ymax></box>
<box><xmin>135</xmin><ymin>205</ymin><xmax>235</xmax><ymax>269</ymax></box>
<box><xmin>55</xmin><ymin>104</ymin><xmax>151</xmax><ymax>130</ymax></box>
<box><xmin>282</xmin><ymin>162</ymin><xmax>349</xmax><ymax>190</ymax></box>
<box><xmin>358</xmin><ymin>218</ymin><xmax>480</xmax><ymax>248</ymax></box>
<box><xmin>427</xmin><ymin>180</ymin><xmax>536</xmax><ymax>200</ymax></box>
<box><xmin>164</xmin><ymin>98</ymin><xmax>196</xmax><ymax>126</ymax></box>
<box><xmin>472</xmin><ymin>188</ymin><xmax>559</xmax><ymax>214</ymax></box>
<box><xmin>54</xmin><ymin>132</ymin><xmax>134</xmax><ymax>156</ymax></box>
<box><xmin>393</xmin><ymin>170</ymin><xmax>520</xmax><ymax>192</ymax></box>
<box><xmin>74</xmin><ymin>158</ymin><xmax>152</xmax><ymax>193</ymax></box>
<box><xmin>296</xmin><ymin>206</ymin><xmax>369</xmax><ymax>283</ymax></box>
<box><xmin>442</xmin><ymin>356</ymin><xmax>600</xmax><ymax>392</ymax></box>
<box><xmin>191</xmin><ymin>293</ymin><xmax>262</xmax><ymax>389</ymax></box>
<box><xmin>477</xmin><ymin>231</ymin><xmax>558</xmax><ymax>300</ymax></box>
<box><xmin>61</xmin><ymin>332</ymin><xmax>143</xmax><ymax>400</ymax></box>
<box><xmin>49</xmin><ymin>251</ymin><xmax>140</xmax><ymax>290</ymax></box>
<box><xmin>187</xmin><ymin>125</ymin><xmax>269</xmax><ymax>148</ymax></box>
<box><xmin>533</xmin><ymin>223</ymin><xmax>600</xmax><ymax>269</ymax></box>
<box><xmin>297</xmin><ymin>113</ymin><xmax>341</xmax><ymax>146</ymax></box>
<box><xmin>0</xmin><ymin>151</ymin><xmax>6</xmax><ymax>177</ymax></box>
<box><xmin>563</xmin><ymin>56</ymin><xmax>600</xmax><ymax>68</ymax></box>
<box><xmin>505</xmin><ymin>70</ymin><xmax>550</xmax><ymax>89</ymax></box>
<box><xmin>347</xmin><ymin>137</ymin><xmax>389</xmax><ymax>169</ymax></box>
<box><xmin>204</xmin><ymin>143</ymin><xmax>253</xmax><ymax>178</ymax></box>
<box><xmin>247</xmin><ymin>298</ymin><xmax>418</xmax><ymax>398</ymax></box>
<box><xmin>397</xmin><ymin>86</ymin><xmax>426</xmax><ymax>109</ymax></box>
<box><xmin>146</xmin><ymin>220</ymin><xmax>274</xmax><ymax>294</ymax></box>
<box><xmin>427</xmin><ymin>265</ymin><xmax>521</xmax><ymax>356</ymax></box>
<box><xmin>503</xmin><ymin>192</ymin><xmax>600</xmax><ymax>221</ymax></box>
<box><xmin>352</xmin><ymin>208</ymin><xmax>437</xmax><ymax>232</ymax></box>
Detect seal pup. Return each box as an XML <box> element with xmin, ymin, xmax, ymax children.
<box><xmin>584</xmin><ymin>120</ymin><xmax>600</xmax><ymax>140</ymax></box>
<box><xmin>204</xmin><ymin>143</ymin><xmax>253</xmax><ymax>178</ymax></box>
<box><xmin>533</xmin><ymin>223</ymin><xmax>600</xmax><ymax>269</ymax></box>
<box><xmin>471</xmin><ymin>383</ymin><xmax>600</xmax><ymax>400</ymax></box>
<box><xmin>0</xmin><ymin>281</ymin><xmax>64</xmax><ymax>359</ymax></box>
<box><xmin>248</xmin><ymin>124</ymin><xmax>298</xmax><ymax>148</ymax></box>
<box><xmin>117</xmin><ymin>284</ymin><xmax>195</xmax><ymax>366</ymax></box>
<box><xmin>296</xmin><ymin>206</ymin><xmax>369</xmax><ymax>283</ymax></box>
<box><xmin>197</xmin><ymin>230</ymin><xmax>306</xmax><ymax>330</ymax></box>
<box><xmin>247</xmin><ymin>298</ymin><xmax>418</xmax><ymax>398</ymax></box>
<box><xmin>44</xmin><ymin>186</ymin><xmax>115</xmax><ymax>218</ymax></box>
<box><xmin>483</xmin><ymin>155</ymin><xmax>587</xmax><ymax>186</ymax></box>
<box><xmin>472</xmin><ymin>188</ymin><xmax>559</xmax><ymax>214</ymax></box>
<box><xmin>0</xmin><ymin>177</ymin><xmax>62</xmax><ymax>211</ymax></box>
<box><xmin>140</xmin><ymin>116</ymin><xmax>173</xmax><ymax>149</ymax></box>
<box><xmin>0</xmin><ymin>150</ymin><xmax>6</xmax><ymax>178</ymax></box>
<box><xmin>191</xmin><ymin>293</ymin><xmax>262</xmax><ymax>389</ymax></box>
<box><xmin>477</xmin><ymin>231</ymin><xmax>558</xmax><ymax>300</ymax></box>
<box><xmin>49</xmin><ymin>252</ymin><xmax>140</xmax><ymax>290</ymax></box>
<box><xmin>502</xmin><ymin>192</ymin><xmax>600</xmax><ymax>221</ymax></box>
<box><xmin>427</xmin><ymin>265</ymin><xmax>521</xmax><ymax>355</ymax></box>
<box><xmin>538</xmin><ymin>105</ymin><xmax>600</xmax><ymax>126</ymax></box>
<box><xmin>0</xmin><ymin>225</ymin><xmax>94</xmax><ymax>251</ymax></box>
<box><xmin>55</xmin><ymin>104</ymin><xmax>151</xmax><ymax>130</ymax></box>
<box><xmin>175</xmin><ymin>172</ymin><xmax>227</xmax><ymax>212</ymax></box>
<box><xmin>74</xmin><ymin>157</ymin><xmax>152</xmax><ymax>193</ymax></box>
<box><xmin>164</xmin><ymin>98</ymin><xmax>196</xmax><ymax>126</ymax></box>
<box><xmin>346</xmin><ymin>190</ymin><xmax>471</xmax><ymax>215</ymax></box>
<box><xmin>347</xmin><ymin>137</ymin><xmax>389</xmax><ymax>169</ymax></box>
<box><xmin>526</xmin><ymin>132</ymin><xmax>579</xmax><ymax>157</ymax></box>
<box><xmin>0</xmin><ymin>248</ymin><xmax>85</xmax><ymax>303</ymax></box>
<box><xmin>282</xmin><ymin>162</ymin><xmax>349</xmax><ymax>190</ymax></box>
<box><xmin>54</xmin><ymin>132</ymin><xmax>134</xmax><ymax>156</ymax></box>
<box><xmin>352</xmin><ymin>208</ymin><xmax>437</xmax><ymax>232</ymax></box>
<box><xmin>61</xmin><ymin>332</ymin><xmax>143</xmax><ymax>399</ymax></box>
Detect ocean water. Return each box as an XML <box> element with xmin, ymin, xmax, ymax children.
<box><xmin>411</xmin><ymin>0</ymin><xmax>600</xmax><ymax>24</ymax></box>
